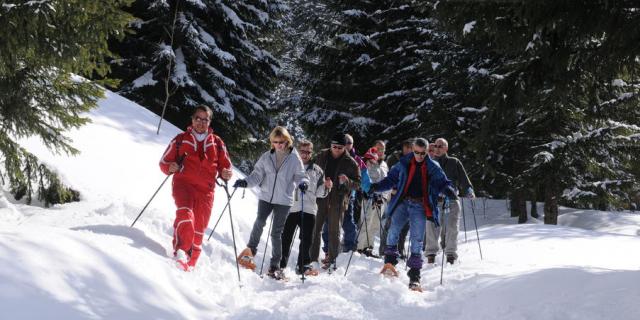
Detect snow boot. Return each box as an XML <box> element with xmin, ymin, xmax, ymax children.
<box><xmin>380</xmin><ymin>263</ymin><xmax>399</xmax><ymax>278</ymax></box>
<box><xmin>267</xmin><ymin>266</ymin><xmax>288</xmax><ymax>281</ymax></box>
<box><xmin>174</xmin><ymin>249</ymin><xmax>191</xmax><ymax>272</ymax></box>
<box><xmin>408</xmin><ymin>268</ymin><xmax>422</xmax><ymax>292</ymax></box>
<box><xmin>237</xmin><ymin>247</ymin><xmax>256</xmax><ymax>270</ymax></box>
<box><xmin>446</xmin><ymin>255</ymin><xmax>456</xmax><ymax>265</ymax></box>
<box><xmin>426</xmin><ymin>254</ymin><xmax>436</xmax><ymax>264</ymax></box>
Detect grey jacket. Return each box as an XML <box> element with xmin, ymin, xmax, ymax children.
<box><xmin>290</xmin><ymin>161</ymin><xmax>330</xmax><ymax>215</ymax></box>
<box><xmin>245</xmin><ymin>147</ymin><xmax>309</xmax><ymax>206</ymax></box>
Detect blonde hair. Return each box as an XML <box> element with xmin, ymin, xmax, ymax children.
<box><xmin>269</xmin><ymin>126</ymin><xmax>294</xmax><ymax>147</ymax></box>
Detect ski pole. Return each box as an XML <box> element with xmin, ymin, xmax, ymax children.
<box><xmin>470</xmin><ymin>199</ymin><xmax>483</xmax><ymax>260</ymax></box>
<box><xmin>300</xmin><ymin>190</ymin><xmax>306</xmax><ymax>283</ymax></box>
<box><xmin>461</xmin><ymin>198</ymin><xmax>467</xmax><ymax>242</ymax></box>
<box><xmin>131</xmin><ymin>154</ymin><xmax>186</xmax><ymax>228</ymax></box>
<box><xmin>259</xmin><ymin>214</ymin><xmax>274</xmax><ymax>277</ymax></box>
<box><xmin>440</xmin><ymin>199</ymin><xmax>449</xmax><ymax>285</ymax></box>
<box><xmin>207</xmin><ymin>182</ymin><xmax>238</xmax><ymax>241</ymax></box>
<box><xmin>222</xmin><ymin>181</ymin><xmax>242</xmax><ymax>287</ymax></box>
<box><xmin>344</xmin><ymin>197</ymin><xmax>372</xmax><ymax>277</ymax></box>
<box><xmin>131</xmin><ymin>174</ymin><xmax>171</xmax><ymax>228</ymax></box>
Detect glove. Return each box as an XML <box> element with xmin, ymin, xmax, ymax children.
<box><xmin>366</xmin><ymin>183</ymin><xmax>377</xmax><ymax>198</ymax></box>
<box><xmin>443</xmin><ymin>185</ymin><xmax>458</xmax><ymax>199</ymax></box>
<box><xmin>373</xmin><ymin>193</ymin><xmax>384</xmax><ymax>205</ymax></box>
<box><xmin>232</xmin><ymin>179</ymin><xmax>247</xmax><ymax>188</ymax></box>
<box><xmin>466</xmin><ymin>187</ymin><xmax>476</xmax><ymax>199</ymax></box>
<box><xmin>298</xmin><ymin>182</ymin><xmax>308</xmax><ymax>193</ymax></box>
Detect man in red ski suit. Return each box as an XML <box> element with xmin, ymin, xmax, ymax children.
<box><xmin>159</xmin><ymin>105</ymin><xmax>232</xmax><ymax>270</ymax></box>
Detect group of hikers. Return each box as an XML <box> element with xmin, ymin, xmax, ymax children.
<box><xmin>159</xmin><ymin>105</ymin><xmax>475</xmax><ymax>291</ymax></box>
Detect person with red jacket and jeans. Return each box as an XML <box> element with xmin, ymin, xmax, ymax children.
<box><xmin>370</xmin><ymin>138</ymin><xmax>456</xmax><ymax>291</ymax></box>
<box><xmin>159</xmin><ymin>105</ymin><xmax>232</xmax><ymax>271</ymax></box>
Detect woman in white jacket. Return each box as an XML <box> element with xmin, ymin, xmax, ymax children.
<box><xmin>233</xmin><ymin>126</ymin><xmax>309</xmax><ymax>280</ymax></box>
<box><xmin>279</xmin><ymin>140</ymin><xmax>332</xmax><ymax>276</ymax></box>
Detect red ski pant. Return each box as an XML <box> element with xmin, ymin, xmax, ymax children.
<box><xmin>172</xmin><ymin>180</ymin><xmax>214</xmax><ymax>266</ymax></box>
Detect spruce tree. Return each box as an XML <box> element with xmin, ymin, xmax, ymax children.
<box><xmin>109</xmin><ymin>0</ymin><xmax>285</xmax><ymax>162</ymax></box>
<box><xmin>0</xmin><ymin>1</ymin><xmax>132</xmax><ymax>205</ymax></box>
<box><xmin>434</xmin><ymin>0</ymin><xmax>640</xmax><ymax>220</ymax></box>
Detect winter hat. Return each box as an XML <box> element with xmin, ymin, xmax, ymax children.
<box><xmin>330</xmin><ymin>133</ymin><xmax>347</xmax><ymax>146</ymax></box>
<box><xmin>363</xmin><ymin>147</ymin><xmax>379</xmax><ymax>161</ymax></box>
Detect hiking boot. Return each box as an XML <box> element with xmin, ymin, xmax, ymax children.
<box><xmin>267</xmin><ymin>267</ymin><xmax>287</xmax><ymax>281</ymax></box>
<box><xmin>380</xmin><ymin>263</ymin><xmax>399</xmax><ymax>277</ymax></box>
<box><xmin>237</xmin><ymin>247</ymin><xmax>256</xmax><ymax>270</ymax></box>
<box><xmin>321</xmin><ymin>254</ymin><xmax>330</xmax><ymax>265</ymax></box>
<box><xmin>426</xmin><ymin>254</ymin><xmax>436</xmax><ymax>264</ymax></box>
<box><xmin>362</xmin><ymin>247</ymin><xmax>379</xmax><ymax>258</ymax></box>
<box><xmin>174</xmin><ymin>249</ymin><xmax>190</xmax><ymax>271</ymax></box>
<box><xmin>446</xmin><ymin>255</ymin><xmax>456</xmax><ymax>265</ymax></box>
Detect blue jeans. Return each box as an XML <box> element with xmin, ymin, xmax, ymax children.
<box><xmin>322</xmin><ymin>193</ymin><xmax>358</xmax><ymax>252</ymax></box>
<box><xmin>386</xmin><ymin>200</ymin><xmax>427</xmax><ymax>267</ymax></box>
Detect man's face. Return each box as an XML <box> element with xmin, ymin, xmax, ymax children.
<box><xmin>428</xmin><ymin>143</ymin><xmax>436</xmax><ymax>159</ymax></box>
<box><xmin>413</xmin><ymin>145</ymin><xmax>428</xmax><ymax>163</ymax></box>
<box><xmin>298</xmin><ymin>145</ymin><xmax>312</xmax><ymax>164</ymax></box>
<box><xmin>375</xmin><ymin>142</ymin><xmax>385</xmax><ymax>159</ymax></box>
<box><xmin>433</xmin><ymin>140</ymin><xmax>448</xmax><ymax>157</ymax></box>
<box><xmin>402</xmin><ymin>144</ymin><xmax>413</xmax><ymax>155</ymax></box>
<box><xmin>330</xmin><ymin>144</ymin><xmax>345</xmax><ymax>158</ymax></box>
<box><xmin>345</xmin><ymin>139</ymin><xmax>354</xmax><ymax>152</ymax></box>
<box><xmin>191</xmin><ymin>110</ymin><xmax>211</xmax><ymax>134</ymax></box>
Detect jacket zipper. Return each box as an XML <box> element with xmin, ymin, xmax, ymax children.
<box><xmin>269</xmin><ymin>152</ymin><xmax>291</xmax><ymax>203</ymax></box>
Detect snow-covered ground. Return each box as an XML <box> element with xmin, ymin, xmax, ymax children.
<box><xmin>2</xmin><ymin>90</ymin><xmax>640</xmax><ymax>319</ymax></box>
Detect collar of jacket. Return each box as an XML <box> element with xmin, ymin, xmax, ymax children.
<box><xmin>270</xmin><ymin>146</ymin><xmax>294</xmax><ymax>154</ymax></box>
<box><xmin>186</xmin><ymin>126</ymin><xmax>213</xmax><ymax>136</ymax></box>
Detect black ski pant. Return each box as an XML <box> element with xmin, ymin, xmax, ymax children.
<box><xmin>280</xmin><ymin>211</ymin><xmax>316</xmax><ymax>271</ymax></box>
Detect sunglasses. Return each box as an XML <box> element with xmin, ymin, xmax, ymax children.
<box><xmin>299</xmin><ymin>150</ymin><xmax>312</xmax><ymax>155</ymax></box>
<box><xmin>331</xmin><ymin>145</ymin><xmax>344</xmax><ymax>150</ymax></box>
<box><xmin>414</xmin><ymin>151</ymin><xmax>427</xmax><ymax>156</ymax></box>
<box><xmin>193</xmin><ymin>116</ymin><xmax>210</xmax><ymax>122</ymax></box>
<box><xmin>272</xmin><ymin>140</ymin><xmax>286</xmax><ymax>145</ymax></box>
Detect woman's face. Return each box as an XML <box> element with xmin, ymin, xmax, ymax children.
<box><xmin>271</xmin><ymin>136</ymin><xmax>287</xmax><ymax>151</ymax></box>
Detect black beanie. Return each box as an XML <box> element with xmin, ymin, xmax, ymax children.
<box><xmin>330</xmin><ymin>133</ymin><xmax>347</xmax><ymax>146</ymax></box>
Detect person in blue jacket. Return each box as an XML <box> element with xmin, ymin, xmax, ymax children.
<box><xmin>370</xmin><ymin>137</ymin><xmax>457</xmax><ymax>291</ymax></box>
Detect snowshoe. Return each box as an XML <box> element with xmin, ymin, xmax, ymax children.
<box><xmin>267</xmin><ymin>267</ymin><xmax>288</xmax><ymax>281</ymax></box>
<box><xmin>301</xmin><ymin>264</ymin><xmax>319</xmax><ymax>276</ymax></box>
<box><xmin>380</xmin><ymin>263</ymin><xmax>399</xmax><ymax>278</ymax></box>
<box><xmin>408</xmin><ymin>281</ymin><xmax>423</xmax><ymax>292</ymax></box>
<box><xmin>237</xmin><ymin>247</ymin><xmax>256</xmax><ymax>270</ymax></box>
<box><xmin>362</xmin><ymin>248</ymin><xmax>380</xmax><ymax>259</ymax></box>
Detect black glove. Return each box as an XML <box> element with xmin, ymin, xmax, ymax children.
<box><xmin>233</xmin><ymin>179</ymin><xmax>247</xmax><ymax>188</ymax></box>
<box><xmin>443</xmin><ymin>185</ymin><xmax>458</xmax><ymax>199</ymax></box>
<box><xmin>299</xmin><ymin>182</ymin><xmax>308</xmax><ymax>193</ymax></box>
<box><xmin>373</xmin><ymin>193</ymin><xmax>384</xmax><ymax>205</ymax></box>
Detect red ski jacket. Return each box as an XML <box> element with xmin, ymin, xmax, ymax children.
<box><xmin>159</xmin><ymin>126</ymin><xmax>232</xmax><ymax>189</ymax></box>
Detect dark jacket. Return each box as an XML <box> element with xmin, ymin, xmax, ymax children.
<box><xmin>315</xmin><ymin>149</ymin><xmax>361</xmax><ymax>213</ymax></box>
<box><xmin>436</xmin><ymin>154</ymin><xmax>473</xmax><ymax>196</ymax></box>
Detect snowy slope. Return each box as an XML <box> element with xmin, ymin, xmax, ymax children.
<box><xmin>2</xmin><ymin>90</ymin><xmax>640</xmax><ymax>319</ymax></box>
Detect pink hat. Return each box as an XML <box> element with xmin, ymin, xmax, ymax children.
<box><xmin>363</xmin><ymin>147</ymin><xmax>378</xmax><ymax>161</ymax></box>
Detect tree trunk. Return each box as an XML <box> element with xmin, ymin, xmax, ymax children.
<box><xmin>511</xmin><ymin>189</ymin><xmax>527</xmax><ymax>223</ymax></box>
<box><xmin>530</xmin><ymin>199</ymin><xmax>538</xmax><ymax>218</ymax></box>
<box><xmin>544</xmin><ymin>180</ymin><xmax>558</xmax><ymax>224</ymax></box>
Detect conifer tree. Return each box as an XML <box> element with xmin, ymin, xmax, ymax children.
<box><xmin>0</xmin><ymin>0</ymin><xmax>132</xmax><ymax>205</ymax></box>
<box><xmin>109</xmin><ymin>0</ymin><xmax>285</xmax><ymax>161</ymax></box>
<box><xmin>434</xmin><ymin>0</ymin><xmax>640</xmax><ymax>220</ymax></box>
